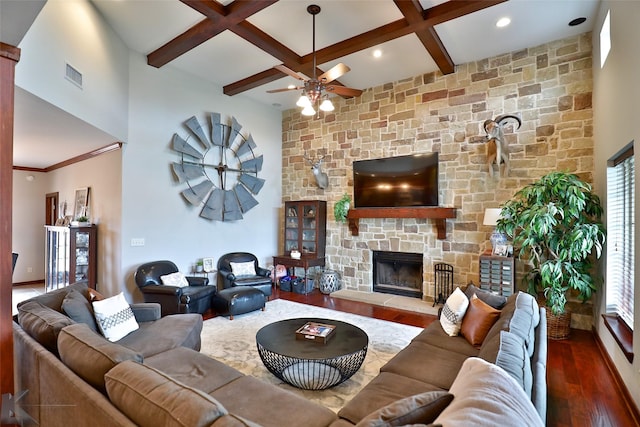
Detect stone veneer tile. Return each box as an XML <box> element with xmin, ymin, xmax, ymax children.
<box><xmin>280</xmin><ymin>34</ymin><xmax>594</xmax><ymax>301</ymax></box>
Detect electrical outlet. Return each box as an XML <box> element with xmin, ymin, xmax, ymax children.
<box><xmin>27</xmin><ymin>267</ymin><xmax>33</xmax><ymax>273</ymax></box>
<box><xmin>131</xmin><ymin>238</ymin><xmax>145</xmax><ymax>247</ymax></box>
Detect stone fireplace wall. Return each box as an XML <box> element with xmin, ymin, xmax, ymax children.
<box><xmin>280</xmin><ymin>33</ymin><xmax>594</xmax><ymax>301</ymax></box>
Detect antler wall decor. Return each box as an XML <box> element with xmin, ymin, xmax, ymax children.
<box><xmin>483</xmin><ymin>114</ymin><xmax>522</xmax><ymax>178</ymax></box>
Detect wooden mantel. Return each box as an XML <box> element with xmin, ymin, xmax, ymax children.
<box><xmin>346</xmin><ymin>207</ymin><xmax>457</xmax><ymax>239</ymax></box>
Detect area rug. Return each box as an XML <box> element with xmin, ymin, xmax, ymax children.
<box><xmin>200</xmin><ymin>299</ymin><xmax>424</xmax><ymax>413</ymax></box>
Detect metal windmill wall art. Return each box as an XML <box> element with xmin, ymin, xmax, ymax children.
<box><xmin>171</xmin><ymin>113</ymin><xmax>265</xmax><ymax>221</ymax></box>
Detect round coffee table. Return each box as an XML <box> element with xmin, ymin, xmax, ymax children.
<box><xmin>256</xmin><ymin>318</ymin><xmax>368</xmax><ymax>390</ymax></box>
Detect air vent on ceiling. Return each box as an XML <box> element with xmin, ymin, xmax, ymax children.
<box><xmin>65</xmin><ymin>62</ymin><xmax>83</xmax><ymax>89</ymax></box>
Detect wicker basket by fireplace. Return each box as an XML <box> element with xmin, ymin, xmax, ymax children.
<box><xmin>546</xmin><ymin>309</ymin><xmax>571</xmax><ymax>340</ymax></box>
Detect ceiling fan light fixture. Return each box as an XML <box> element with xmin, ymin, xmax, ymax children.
<box><xmin>301</xmin><ymin>105</ymin><xmax>316</xmax><ymax>116</ymax></box>
<box><xmin>319</xmin><ymin>97</ymin><xmax>334</xmax><ymax>112</ymax></box>
<box><xmin>297</xmin><ymin>93</ymin><xmax>311</xmax><ymax>107</ymax></box>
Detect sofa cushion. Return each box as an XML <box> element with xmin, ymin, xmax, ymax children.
<box><xmin>460</xmin><ymin>295</ymin><xmax>501</xmax><ymax>348</ymax></box>
<box><xmin>210</xmin><ymin>375</ymin><xmax>338</xmax><ymax>427</ymax></box>
<box><xmin>411</xmin><ymin>322</ymin><xmax>479</xmax><ymax>357</ymax></box>
<box><xmin>433</xmin><ymin>357</ymin><xmax>544</xmax><ymax>427</ymax></box>
<box><xmin>58</xmin><ymin>323</ymin><xmax>143</xmax><ymax>393</ymax></box>
<box><xmin>17</xmin><ymin>301</ymin><xmax>74</xmax><ymax>355</ymax></box>
<box><xmin>16</xmin><ymin>281</ymin><xmax>90</xmax><ymax>313</ymax></box>
<box><xmin>478</xmin><ymin>331</ymin><xmax>532</xmax><ymax>398</ymax></box>
<box><xmin>92</xmin><ymin>293</ymin><xmax>139</xmax><ymax>342</ymax></box>
<box><xmin>145</xmin><ymin>347</ymin><xmax>244</xmax><ymax>394</ymax></box>
<box><xmin>338</xmin><ymin>372</ymin><xmax>446</xmax><ymax>425</ymax></box>
<box><xmin>105</xmin><ymin>360</ymin><xmax>228</xmax><ymax>427</ymax></box>
<box><xmin>380</xmin><ymin>341</ymin><xmax>468</xmax><ymax>390</ymax></box>
<box><xmin>464</xmin><ymin>284</ymin><xmax>507</xmax><ymax>309</ymax></box>
<box><xmin>117</xmin><ymin>313</ymin><xmax>203</xmax><ymax>357</ymax></box>
<box><xmin>439</xmin><ymin>288</ymin><xmax>469</xmax><ymax>336</ymax></box>
<box><xmin>355</xmin><ymin>391</ymin><xmax>453</xmax><ymax>427</ymax></box>
<box><xmin>62</xmin><ymin>289</ymin><xmax>99</xmax><ymax>332</ymax></box>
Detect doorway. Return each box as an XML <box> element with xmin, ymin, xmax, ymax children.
<box><xmin>45</xmin><ymin>192</ymin><xmax>58</xmax><ymax>226</ymax></box>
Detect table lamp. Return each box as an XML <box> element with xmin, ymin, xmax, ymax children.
<box><xmin>483</xmin><ymin>208</ymin><xmax>507</xmax><ymax>253</ymax></box>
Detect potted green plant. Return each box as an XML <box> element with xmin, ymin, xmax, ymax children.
<box><xmin>72</xmin><ymin>216</ymin><xmax>90</xmax><ymax>226</ymax></box>
<box><xmin>496</xmin><ymin>172</ymin><xmax>606</xmax><ymax>339</ymax></box>
<box><xmin>334</xmin><ymin>193</ymin><xmax>351</xmax><ymax>223</ymax></box>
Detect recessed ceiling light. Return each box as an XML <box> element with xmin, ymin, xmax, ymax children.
<box><xmin>373</xmin><ymin>49</ymin><xmax>382</xmax><ymax>58</ymax></box>
<box><xmin>569</xmin><ymin>17</ymin><xmax>587</xmax><ymax>26</ymax></box>
<box><xmin>287</xmin><ymin>84</ymin><xmax>296</xmax><ymax>89</ymax></box>
<box><xmin>496</xmin><ymin>17</ymin><xmax>511</xmax><ymax>28</ymax></box>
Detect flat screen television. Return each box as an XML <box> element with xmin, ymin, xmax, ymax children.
<box><xmin>353</xmin><ymin>153</ymin><xmax>439</xmax><ymax>208</ymax></box>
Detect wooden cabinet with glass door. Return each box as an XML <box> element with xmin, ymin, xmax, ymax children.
<box><xmin>284</xmin><ymin>200</ymin><xmax>326</xmax><ymax>258</ymax></box>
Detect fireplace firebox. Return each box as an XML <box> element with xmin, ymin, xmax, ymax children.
<box><xmin>372</xmin><ymin>251</ymin><xmax>423</xmax><ymax>298</ymax></box>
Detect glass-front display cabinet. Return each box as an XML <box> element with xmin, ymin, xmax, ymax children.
<box><xmin>45</xmin><ymin>225</ymin><xmax>97</xmax><ymax>291</ymax></box>
<box><xmin>284</xmin><ymin>200</ymin><xmax>326</xmax><ymax>258</ymax></box>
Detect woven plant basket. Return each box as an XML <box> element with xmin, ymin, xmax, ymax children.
<box><xmin>546</xmin><ymin>309</ymin><xmax>571</xmax><ymax>340</ymax></box>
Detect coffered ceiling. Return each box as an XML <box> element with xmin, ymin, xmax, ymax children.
<box><xmin>12</xmin><ymin>0</ymin><xmax>600</xmax><ymax>168</ymax></box>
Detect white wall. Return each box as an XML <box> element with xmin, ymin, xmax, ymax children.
<box><xmin>120</xmin><ymin>54</ymin><xmax>282</xmax><ymax>301</ymax></box>
<box><xmin>15</xmin><ymin>0</ymin><xmax>129</xmax><ymax>141</ymax></box>
<box><xmin>592</xmin><ymin>0</ymin><xmax>640</xmax><ymax>408</ymax></box>
<box><xmin>46</xmin><ymin>150</ymin><xmax>123</xmax><ymax>295</ymax></box>
<box><xmin>12</xmin><ymin>170</ymin><xmax>48</xmax><ymax>283</ymax></box>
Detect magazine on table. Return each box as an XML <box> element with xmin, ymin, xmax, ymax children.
<box><xmin>295</xmin><ymin>321</ymin><xmax>336</xmax><ymax>343</ymax></box>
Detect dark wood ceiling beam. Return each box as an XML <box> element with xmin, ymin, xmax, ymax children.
<box><xmin>394</xmin><ymin>0</ymin><xmax>454</xmax><ymax>74</ymax></box>
<box><xmin>224</xmin><ymin>67</ymin><xmax>284</xmax><ymax>96</ymax></box>
<box><xmin>422</xmin><ymin>0</ymin><xmax>508</xmax><ymax>27</ymax></box>
<box><xmin>301</xmin><ymin>19</ymin><xmax>414</xmax><ymax>66</ymax></box>
<box><xmin>180</xmin><ymin>0</ymin><xmax>225</xmax><ymax>18</ymax></box>
<box><xmin>230</xmin><ymin>20</ymin><xmax>302</xmax><ymax>70</ymax></box>
<box><xmin>148</xmin><ymin>0</ymin><xmax>278</xmax><ymax>68</ymax></box>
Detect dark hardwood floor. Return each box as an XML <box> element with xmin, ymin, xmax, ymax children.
<box><xmin>242</xmin><ymin>288</ymin><xmax>638</xmax><ymax>427</ymax></box>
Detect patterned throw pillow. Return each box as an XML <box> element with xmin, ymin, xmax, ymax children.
<box><xmin>439</xmin><ymin>287</ymin><xmax>470</xmax><ymax>336</ymax></box>
<box><xmin>92</xmin><ymin>293</ymin><xmax>139</xmax><ymax>342</ymax></box>
<box><xmin>160</xmin><ymin>272</ymin><xmax>189</xmax><ymax>287</ymax></box>
<box><xmin>230</xmin><ymin>261</ymin><xmax>256</xmax><ymax>277</ymax></box>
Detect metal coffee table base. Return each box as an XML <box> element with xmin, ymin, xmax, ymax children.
<box><xmin>257</xmin><ymin>344</ymin><xmax>367</xmax><ymax>390</ymax></box>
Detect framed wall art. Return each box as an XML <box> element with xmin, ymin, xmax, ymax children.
<box><xmin>74</xmin><ymin>188</ymin><xmax>90</xmax><ymax>219</ymax></box>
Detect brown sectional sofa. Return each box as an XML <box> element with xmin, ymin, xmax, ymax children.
<box><xmin>13</xmin><ymin>282</ymin><xmax>546</xmax><ymax>426</ymax></box>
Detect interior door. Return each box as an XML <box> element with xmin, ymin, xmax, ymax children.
<box><xmin>45</xmin><ymin>192</ymin><xmax>58</xmax><ymax>226</ymax></box>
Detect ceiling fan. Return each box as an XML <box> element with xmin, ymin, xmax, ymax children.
<box><xmin>267</xmin><ymin>4</ymin><xmax>363</xmax><ymax>115</ymax></box>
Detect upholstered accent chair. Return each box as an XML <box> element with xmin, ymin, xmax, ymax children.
<box><xmin>217</xmin><ymin>252</ymin><xmax>272</xmax><ymax>298</ymax></box>
<box><xmin>134</xmin><ymin>260</ymin><xmax>217</xmax><ymax>316</ymax></box>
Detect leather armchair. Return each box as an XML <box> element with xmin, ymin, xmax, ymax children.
<box><xmin>217</xmin><ymin>252</ymin><xmax>272</xmax><ymax>298</ymax></box>
<box><xmin>134</xmin><ymin>260</ymin><xmax>217</xmax><ymax>317</ymax></box>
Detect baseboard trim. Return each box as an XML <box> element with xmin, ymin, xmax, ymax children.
<box><xmin>12</xmin><ymin>280</ymin><xmax>44</xmax><ymax>287</ymax></box>
<box><xmin>593</xmin><ymin>326</ymin><xmax>640</xmax><ymax>425</ymax></box>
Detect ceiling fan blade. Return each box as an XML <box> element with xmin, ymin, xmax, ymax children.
<box><xmin>319</xmin><ymin>63</ymin><xmax>350</xmax><ymax>84</ymax></box>
<box><xmin>326</xmin><ymin>85</ymin><xmax>363</xmax><ymax>97</ymax></box>
<box><xmin>267</xmin><ymin>86</ymin><xmax>302</xmax><ymax>93</ymax></box>
<box><xmin>274</xmin><ymin>64</ymin><xmax>306</xmax><ymax>81</ymax></box>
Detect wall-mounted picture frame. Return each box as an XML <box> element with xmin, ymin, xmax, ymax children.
<box><xmin>202</xmin><ymin>257</ymin><xmax>215</xmax><ymax>273</ymax></box>
<box><xmin>74</xmin><ymin>187</ymin><xmax>90</xmax><ymax>219</ymax></box>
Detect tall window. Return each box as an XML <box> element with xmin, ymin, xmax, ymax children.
<box><xmin>606</xmin><ymin>142</ymin><xmax>635</xmax><ymax>329</ymax></box>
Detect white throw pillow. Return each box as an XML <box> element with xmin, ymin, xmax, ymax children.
<box><xmin>440</xmin><ymin>287</ymin><xmax>470</xmax><ymax>336</ymax></box>
<box><xmin>92</xmin><ymin>293</ymin><xmax>139</xmax><ymax>342</ymax></box>
<box><xmin>230</xmin><ymin>261</ymin><xmax>256</xmax><ymax>277</ymax></box>
<box><xmin>160</xmin><ymin>272</ymin><xmax>189</xmax><ymax>288</ymax></box>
